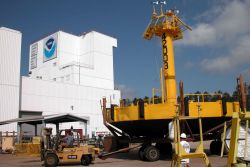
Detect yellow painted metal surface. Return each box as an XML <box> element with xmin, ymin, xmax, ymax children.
<box><xmin>114</xmin><ymin>103</ymin><xmax>176</xmax><ymax>122</ymax></box>
<box><xmin>171</xmin><ymin>108</ymin><xmax>211</xmax><ymax>167</ymax></box>
<box><xmin>226</xmin><ymin>102</ymin><xmax>240</xmax><ymax>116</ymax></box>
<box><xmin>57</xmin><ymin>145</ymin><xmax>96</xmax><ymax>163</ymax></box>
<box><xmin>189</xmin><ymin>101</ymin><xmax>239</xmax><ymax>117</ymax></box>
<box><xmin>189</xmin><ymin>101</ymin><xmax>223</xmax><ymax>117</ymax></box>
<box><xmin>162</xmin><ymin>34</ymin><xmax>176</xmax><ymax>104</ymax></box>
<box><xmin>109</xmin><ymin>101</ymin><xmax>240</xmax><ymax>123</ymax></box>
<box><xmin>144</xmin><ymin>103</ymin><xmax>176</xmax><ymax>119</ymax></box>
<box><xmin>114</xmin><ymin>106</ymin><xmax>139</xmax><ymax>121</ymax></box>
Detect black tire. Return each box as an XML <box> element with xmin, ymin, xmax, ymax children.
<box><xmin>216</xmin><ymin>140</ymin><xmax>223</xmax><ymax>155</ymax></box>
<box><xmin>144</xmin><ymin>146</ymin><xmax>160</xmax><ymax>162</ymax></box>
<box><xmin>81</xmin><ymin>155</ymin><xmax>91</xmax><ymax>166</ymax></box>
<box><xmin>44</xmin><ymin>153</ymin><xmax>58</xmax><ymax>167</ymax></box>
<box><xmin>138</xmin><ymin>146</ymin><xmax>146</xmax><ymax>161</ymax></box>
<box><xmin>155</xmin><ymin>142</ymin><xmax>172</xmax><ymax>157</ymax></box>
<box><xmin>210</xmin><ymin>140</ymin><xmax>222</xmax><ymax>155</ymax></box>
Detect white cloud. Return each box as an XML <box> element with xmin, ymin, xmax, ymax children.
<box><xmin>200</xmin><ymin>35</ymin><xmax>250</xmax><ymax>73</ymax></box>
<box><xmin>200</xmin><ymin>56</ymin><xmax>231</xmax><ymax>73</ymax></box>
<box><xmin>179</xmin><ymin>0</ymin><xmax>250</xmax><ymax>46</ymax></box>
<box><xmin>177</xmin><ymin>0</ymin><xmax>250</xmax><ymax>74</ymax></box>
<box><xmin>180</xmin><ymin>24</ymin><xmax>216</xmax><ymax>46</ymax></box>
<box><xmin>115</xmin><ymin>84</ymin><xmax>137</xmax><ymax>100</ymax></box>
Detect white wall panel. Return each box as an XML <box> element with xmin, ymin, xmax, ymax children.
<box><xmin>0</xmin><ymin>27</ymin><xmax>21</xmax><ymax>86</ymax></box>
<box><xmin>93</xmin><ymin>32</ymin><xmax>117</xmax><ymax>55</ymax></box>
<box><xmin>21</xmin><ymin>77</ymin><xmax>120</xmax><ymax>136</ymax></box>
<box><xmin>0</xmin><ymin>85</ymin><xmax>19</xmax><ymax>131</ymax></box>
<box><xmin>0</xmin><ymin>27</ymin><xmax>21</xmax><ymax>132</ymax></box>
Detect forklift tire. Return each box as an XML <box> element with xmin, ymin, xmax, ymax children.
<box><xmin>44</xmin><ymin>153</ymin><xmax>58</xmax><ymax>167</ymax></box>
<box><xmin>81</xmin><ymin>155</ymin><xmax>91</xmax><ymax>166</ymax></box>
<box><xmin>144</xmin><ymin>146</ymin><xmax>160</xmax><ymax>162</ymax></box>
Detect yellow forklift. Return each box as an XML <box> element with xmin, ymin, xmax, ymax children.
<box><xmin>41</xmin><ymin>128</ymin><xmax>99</xmax><ymax>167</ymax></box>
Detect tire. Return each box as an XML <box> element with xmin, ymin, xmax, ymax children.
<box><xmin>81</xmin><ymin>155</ymin><xmax>91</xmax><ymax>166</ymax></box>
<box><xmin>210</xmin><ymin>140</ymin><xmax>222</xmax><ymax>155</ymax></box>
<box><xmin>44</xmin><ymin>153</ymin><xmax>58</xmax><ymax>167</ymax></box>
<box><xmin>138</xmin><ymin>146</ymin><xmax>146</xmax><ymax>161</ymax></box>
<box><xmin>144</xmin><ymin>146</ymin><xmax>160</xmax><ymax>162</ymax></box>
<box><xmin>156</xmin><ymin>142</ymin><xmax>172</xmax><ymax>157</ymax></box>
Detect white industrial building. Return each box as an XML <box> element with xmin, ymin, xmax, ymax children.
<box><xmin>0</xmin><ymin>27</ymin><xmax>120</xmax><ymax>137</ymax></box>
<box><xmin>0</xmin><ymin>27</ymin><xmax>22</xmax><ymax>132</ymax></box>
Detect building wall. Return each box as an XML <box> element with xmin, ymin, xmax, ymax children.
<box><xmin>0</xmin><ymin>27</ymin><xmax>22</xmax><ymax>132</ymax></box>
<box><xmin>29</xmin><ymin>31</ymin><xmax>117</xmax><ymax>90</ymax></box>
<box><xmin>21</xmin><ymin>76</ymin><xmax>120</xmax><ymax>136</ymax></box>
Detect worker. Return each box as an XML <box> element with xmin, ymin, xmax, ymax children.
<box><xmin>180</xmin><ymin>133</ymin><xmax>190</xmax><ymax>167</ymax></box>
<box><xmin>62</xmin><ymin>131</ymin><xmax>74</xmax><ymax>147</ymax></box>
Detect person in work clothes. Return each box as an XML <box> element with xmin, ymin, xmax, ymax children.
<box><xmin>180</xmin><ymin>133</ymin><xmax>190</xmax><ymax>167</ymax></box>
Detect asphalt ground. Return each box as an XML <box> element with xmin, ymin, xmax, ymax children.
<box><xmin>0</xmin><ymin>141</ymin><xmax>239</xmax><ymax>167</ymax></box>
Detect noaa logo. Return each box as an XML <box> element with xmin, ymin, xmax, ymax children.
<box><xmin>44</xmin><ymin>37</ymin><xmax>56</xmax><ymax>58</ymax></box>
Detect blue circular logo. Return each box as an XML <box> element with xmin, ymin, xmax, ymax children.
<box><xmin>44</xmin><ymin>37</ymin><xmax>56</xmax><ymax>59</ymax></box>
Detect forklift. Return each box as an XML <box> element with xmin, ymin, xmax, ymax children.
<box><xmin>40</xmin><ymin>127</ymin><xmax>99</xmax><ymax>167</ymax></box>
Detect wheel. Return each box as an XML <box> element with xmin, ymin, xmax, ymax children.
<box><xmin>144</xmin><ymin>146</ymin><xmax>160</xmax><ymax>162</ymax></box>
<box><xmin>210</xmin><ymin>140</ymin><xmax>222</xmax><ymax>155</ymax></box>
<box><xmin>138</xmin><ymin>146</ymin><xmax>146</xmax><ymax>161</ymax></box>
<box><xmin>44</xmin><ymin>153</ymin><xmax>58</xmax><ymax>167</ymax></box>
<box><xmin>81</xmin><ymin>155</ymin><xmax>91</xmax><ymax>166</ymax></box>
<box><xmin>155</xmin><ymin>142</ymin><xmax>172</xmax><ymax>158</ymax></box>
<box><xmin>210</xmin><ymin>140</ymin><xmax>217</xmax><ymax>155</ymax></box>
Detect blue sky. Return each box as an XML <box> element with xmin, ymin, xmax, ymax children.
<box><xmin>1</xmin><ymin>0</ymin><xmax>250</xmax><ymax>99</ymax></box>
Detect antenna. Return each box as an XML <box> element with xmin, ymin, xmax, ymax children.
<box><xmin>152</xmin><ymin>1</ymin><xmax>159</xmax><ymax>16</ymax></box>
<box><xmin>160</xmin><ymin>1</ymin><xmax>166</xmax><ymax>5</ymax></box>
<box><xmin>160</xmin><ymin>1</ymin><xmax>167</xmax><ymax>15</ymax></box>
<box><xmin>152</xmin><ymin>1</ymin><xmax>159</xmax><ymax>5</ymax></box>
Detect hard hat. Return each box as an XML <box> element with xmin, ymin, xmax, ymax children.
<box><xmin>180</xmin><ymin>133</ymin><xmax>187</xmax><ymax>139</ymax></box>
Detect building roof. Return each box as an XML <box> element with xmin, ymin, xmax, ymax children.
<box><xmin>0</xmin><ymin>113</ymin><xmax>89</xmax><ymax>125</ymax></box>
<box><xmin>0</xmin><ymin>27</ymin><xmax>22</xmax><ymax>34</ymax></box>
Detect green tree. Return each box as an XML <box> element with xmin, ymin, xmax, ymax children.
<box><xmin>144</xmin><ymin>96</ymin><xmax>150</xmax><ymax>104</ymax></box>
<box><xmin>132</xmin><ymin>98</ymin><xmax>139</xmax><ymax>105</ymax></box>
<box><xmin>203</xmin><ymin>91</ymin><xmax>212</xmax><ymax>102</ymax></box>
<box><xmin>222</xmin><ymin>92</ymin><xmax>231</xmax><ymax>101</ymax></box>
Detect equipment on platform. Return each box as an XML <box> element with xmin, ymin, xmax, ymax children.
<box><xmin>40</xmin><ymin>128</ymin><xmax>99</xmax><ymax>167</ymax></box>
<box><xmin>100</xmin><ymin>1</ymin><xmax>242</xmax><ymax>162</ymax></box>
